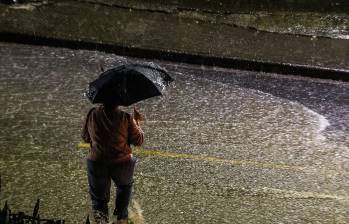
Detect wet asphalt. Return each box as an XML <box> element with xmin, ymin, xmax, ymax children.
<box><xmin>0</xmin><ymin>42</ymin><xmax>348</xmax><ymax>223</ymax></box>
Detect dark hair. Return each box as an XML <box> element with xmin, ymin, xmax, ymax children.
<box><xmin>103</xmin><ymin>102</ymin><xmax>118</xmax><ymax>120</ymax></box>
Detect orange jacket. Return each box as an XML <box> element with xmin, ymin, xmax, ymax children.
<box><xmin>82</xmin><ymin>106</ymin><xmax>144</xmax><ymax>163</ymax></box>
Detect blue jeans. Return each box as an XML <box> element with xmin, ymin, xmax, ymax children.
<box><xmin>87</xmin><ymin>156</ymin><xmax>137</xmax><ymax>220</ymax></box>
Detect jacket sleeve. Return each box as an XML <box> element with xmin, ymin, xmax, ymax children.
<box><xmin>128</xmin><ymin>115</ymin><xmax>144</xmax><ymax>146</ymax></box>
<box><xmin>81</xmin><ymin>108</ymin><xmax>95</xmax><ymax>143</ymax></box>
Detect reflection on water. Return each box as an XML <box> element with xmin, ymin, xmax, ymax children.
<box><xmin>0</xmin><ymin>43</ymin><xmax>348</xmax><ymax>223</ymax></box>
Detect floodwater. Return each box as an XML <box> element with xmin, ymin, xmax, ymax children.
<box><xmin>0</xmin><ymin>42</ymin><xmax>348</xmax><ymax>223</ymax></box>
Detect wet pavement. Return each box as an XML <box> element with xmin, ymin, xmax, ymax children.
<box><xmin>0</xmin><ymin>42</ymin><xmax>348</xmax><ymax>223</ymax></box>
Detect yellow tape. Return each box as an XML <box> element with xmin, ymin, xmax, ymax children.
<box><xmin>78</xmin><ymin>142</ymin><xmax>90</xmax><ymax>149</ymax></box>
<box><xmin>77</xmin><ymin>142</ymin><xmax>304</xmax><ymax>171</ymax></box>
<box><xmin>77</xmin><ymin>143</ymin><xmax>348</xmax><ymax>201</ymax></box>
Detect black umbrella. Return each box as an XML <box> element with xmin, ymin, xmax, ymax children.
<box><xmin>85</xmin><ymin>63</ymin><xmax>173</xmax><ymax>106</ymax></box>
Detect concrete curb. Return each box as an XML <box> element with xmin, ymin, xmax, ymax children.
<box><xmin>1</xmin><ymin>32</ymin><xmax>348</xmax><ymax>81</ymax></box>
<box><xmin>0</xmin><ymin>1</ymin><xmax>348</xmax><ymax>81</ymax></box>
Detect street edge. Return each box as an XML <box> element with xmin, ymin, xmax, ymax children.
<box><xmin>1</xmin><ymin>32</ymin><xmax>348</xmax><ymax>81</ymax></box>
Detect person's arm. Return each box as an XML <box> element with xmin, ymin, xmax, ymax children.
<box><xmin>128</xmin><ymin>108</ymin><xmax>144</xmax><ymax>146</ymax></box>
<box><xmin>81</xmin><ymin>108</ymin><xmax>94</xmax><ymax>143</ymax></box>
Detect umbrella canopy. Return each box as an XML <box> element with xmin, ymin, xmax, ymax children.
<box><xmin>85</xmin><ymin>63</ymin><xmax>173</xmax><ymax>106</ymax></box>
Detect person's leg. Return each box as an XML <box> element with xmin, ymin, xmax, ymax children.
<box><xmin>110</xmin><ymin>156</ymin><xmax>137</xmax><ymax>220</ymax></box>
<box><xmin>87</xmin><ymin>159</ymin><xmax>111</xmax><ymax>222</ymax></box>
<box><xmin>114</xmin><ymin>182</ymin><xmax>133</xmax><ymax>220</ymax></box>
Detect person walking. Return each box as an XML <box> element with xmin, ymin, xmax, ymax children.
<box><xmin>82</xmin><ymin>103</ymin><xmax>144</xmax><ymax>224</ymax></box>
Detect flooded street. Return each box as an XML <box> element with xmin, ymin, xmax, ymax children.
<box><xmin>0</xmin><ymin>42</ymin><xmax>348</xmax><ymax>223</ymax></box>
